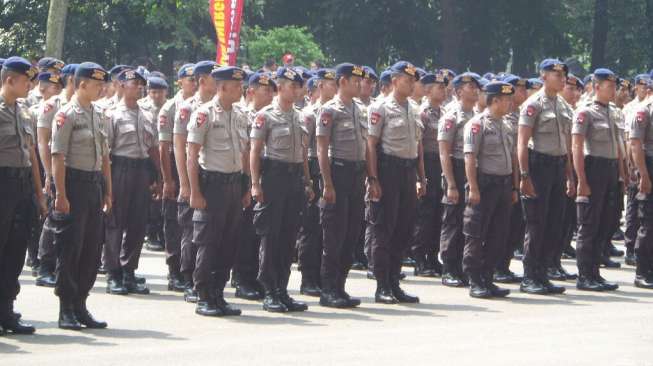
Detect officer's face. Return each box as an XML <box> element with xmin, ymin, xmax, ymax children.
<box><xmin>340</xmin><ymin>76</ymin><xmax>361</xmax><ymax>99</ymax></box>
<box><xmin>220</xmin><ymin>80</ymin><xmax>243</xmax><ymax>105</ymax></box>
<box><xmin>513</xmin><ymin>85</ymin><xmax>527</xmax><ymax>106</ymax></box>
<box><xmin>560</xmin><ymin>84</ymin><xmax>577</xmax><ymax>106</ymax></box>
<box><xmin>122</xmin><ymin>80</ymin><xmax>144</xmax><ymax>99</ymax></box>
<box><xmin>199</xmin><ymin>75</ymin><xmax>217</xmax><ymax>95</ymax></box>
<box><xmin>252</xmin><ymin>85</ymin><xmax>274</xmax><ymax>106</ymax></box>
<box><xmin>8</xmin><ymin>74</ymin><xmax>31</xmax><ymax>99</ymax></box>
<box><xmin>393</xmin><ymin>74</ymin><xmax>415</xmax><ymax>98</ymax></box>
<box><xmin>493</xmin><ymin>95</ymin><xmax>512</xmax><ymax>115</ymax></box>
<box><xmin>595</xmin><ymin>80</ymin><xmax>616</xmax><ymax>101</ymax></box>
<box><xmin>635</xmin><ymin>85</ymin><xmax>647</xmax><ymax>99</ymax></box>
<box><xmin>148</xmin><ymin>89</ymin><xmax>167</xmax><ymax>106</ymax></box>
<box><xmin>278</xmin><ymin>80</ymin><xmax>300</xmax><ymax>103</ymax></box>
<box><xmin>320</xmin><ymin>79</ymin><xmax>337</xmax><ymax>100</ymax></box>
<box><xmin>360</xmin><ymin>78</ymin><xmax>376</xmax><ymax>98</ymax></box>
<box><xmin>39</xmin><ymin>82</ymin><xmax>62</xmax><ymax>100</ymax></box>
<box><xmin>82</xmin><ymin>79</ymin><xmax>105</xmax><ymax>101</ymax></box>
<box><xmin>458</xmin><ymin>82</ymin><xmax>479</xmax><ymax>104</ymax></box>
<box><xmin>180</xmin><ymin>77</ymin><xmax>197</xmax><ymax>95</ymax></box>
<box><xmin>427</xmin><ymin>83</ymin><xmax>447</xmax><ymax>102</ymax></box>
<box><xmin>543</xmin><ymin>70</ymin><xmax>565</xmax><ymax>92</ymax></box>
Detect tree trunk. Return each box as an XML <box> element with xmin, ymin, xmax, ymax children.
<box><xmin>45</xmin><ymin>0</ymin><xmax>69</xmax><ymax>58</ymax></box>
<box><xmin>440</xmin><ymin>0</ymin><xmax>462</xmax><ymax>71</ymax></box>
<box><xmin>590</xmin><ymin>0</ymin><xmax>609</xmax><ymax>70</ymax></box>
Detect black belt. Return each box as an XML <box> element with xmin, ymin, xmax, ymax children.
<box><xmin>529</xmin><ymin>149</ymin><xmax>566</xmax><ymax>165</ymax></box>
<box><xmin>585</xmin><ymin>155</ymin><xmax>618</xmax><ymax>168</ymax></box>
<box><xmin>0</xmin><ymin>166</ymin><xmax>31</xmax><ymax>180</ymax></box>
<box><xmin>66</xmin><ymin>167</ymin><xmax>103</xmax><ymax>183</ymax></box>
<box><xmin>380</xmin><ymin>153</ymin><xmax>417</xmax><ymax>168</ymax></box>
<box><xmin>424</xmin><ymin>152</ymin><xmax>439</xmax><ymax>161</ymax></box>
<box><xmin>111</xmin><ymin>155</ymin><xmax>150</xmax><ymax>168</ymax></box>
<box><xmin>332</xmin><ymin>158</ymin><xmax>366</xmax><ymax>172</ymax></box>
<box><xmin>200</xmin><ymin>169</ymin><xmax>242</xmax><ymax>184</ymax></box>
<box><xmin>452</xmin><ymin>157</ymin><xmax>465</xmax><ymax>168</ymax></box>
<box><xmin>263</xmin><ymin>159</ymin><xmax>303</xmax><ymax>175</ymax></box>
<box><xmin>479</xmin><ymin>173</ymin><xmax>512</xmax><ymax>185</ymax></box>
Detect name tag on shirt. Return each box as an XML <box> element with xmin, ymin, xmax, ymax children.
<box><xmin>119</xmin><ymin>124</ymin><xmax>136</xmax><ymax>134</ymax></box>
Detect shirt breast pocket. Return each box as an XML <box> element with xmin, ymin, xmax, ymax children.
<box><xmin>271</xmin><ymin>125</ymin><xmax>291</xmax><ymax>149</ymax></box>
<box><xmin>117</xmin><ymin>121</ymin><xmax>138</xmax><ymax>145</ymax></box>
<box><xmin>592</xmin><ymin>123</ymin><xmax>611</xmax><ymax>142</ymax></box>
<box><xmin>72</xmin><ymin>127</ymin><xmax>93</xmax><ymax>145</ymax></box>
<box><xmin>536</xmin><ymin>111</ymin><xmax>558</xmax><ymax>134</ymax></box>
<box><xmin>209</xmin><ymin>126</ymin><xmax>231</xmax><ymax>151</ymax></box>
<box><xmin>336</xmin><ymin>122</ymin><xmax>355</xmax><ymax>141</ymax></box>
<box><xmin>483</xmin><ymin>132</ymin><xmax>503</xmax><ymax>155</ymax></box>
<box><xmin>387</xmin><ymin>118</ymin><xmax>408</xmax><ymax>139</ymax></box>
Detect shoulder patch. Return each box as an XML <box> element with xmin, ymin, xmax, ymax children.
<box><xmin>44</xmin><ymin>102</ymin><xmax>54</xmax><ymax>114</ymax></box>
<box><xmin>370</xmin><ymin>112</ymin><xmax>381</xmax><ymax>125</ymax></box>
<box><xmin>526</xmin><ymin>105</ymin><xmax>536</xmax><ymax>117</ymax></box>
<box><xmin>445</xmin><ymin>118</ymin><xmax>454</xmax><ymax>130</ymax></box>
<box><xmin>180</xmin><ymin>107</ymin><xmax>190</xmax><ymax>122</ymax></box>
<box><xmin>320</xmin><ymin>110</ymin><xmax>333</xmax><ymax>126</ymax></box>
<box><xmin>636</xmin><ymin>111</ymin><xmax>647</xmax><ymax>124</ymax></box>
<box><xmin>471</xmin><ymin>123</ymin><xmax>480</xmax><ymax>134</ymax></box>
<box><xmin>420</xmin><ymin>111</ymin><xmax>429</xmax><ymax>124</ymax></box>
<box><xmin>196</xmin><ymin>112</ymin><xmax>207</xmax><ymax>126</ymax></box>
<box><xmin>577</xmin><ymin>111</ymin><xmax>586</xmax><ymax>124</ymax></box>
<box><xmin>55</xmin><ymin>112</ymin><xmax>66</xmax><ymax>129</ymax></box>
<box><xmin>254</xmin><ymin>114</ymin><xmax>265</xmax><ymax>129</ymax></box>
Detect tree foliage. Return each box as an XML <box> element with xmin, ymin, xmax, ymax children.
<box><xmin>242</xmin><ymin>26</ymin><xmax>325</xmax><ymax>67</ymax></box>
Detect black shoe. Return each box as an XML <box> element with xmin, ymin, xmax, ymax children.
<box><xmin>609</xmin><ymin>244</ymin><xmax>624</xmax><ymax>257</ymax></box>
<box><xmin>2</xmin><ymin>317</ymin><xmax>35</xmax><ymax>334</ymax></box>
<box><xmin>596</xmin><ymin>276</ymin><xmax>619</xmax><ymax>291</ymax></box>
<box><xmin>167</xmin><ymin>273</ymin><xmax>188</xmax><ymax>292</ymax></box>
<box><xmin>625</xmin><ymin>251</ymin><xmax>637</xmax><ymax>266</ymax></box>
<box><xmin>399</xmin><ymin>272</ymin><xmax>407</xmax><ymax>280</ymax></box>
<box><xmin>235</xmin><ymin>282</ymin><xmax>264</xmax><ymax>301</ymax></box>
<box><xmin>35</xmin><ymin>273</ymin><xmax>57</xmax><ymax>287</ymax></box>
<box><xmin>486</xmin><ymin>282</ymin><xmax>510</xmax><ymax>298</ymax></box>
<box><xmin>339</xmin><ymin>288</ymin><xmax>361</xmax><ymax>308</ymax></box>
<box><xmin>558</xmin><ymin>266</ymin><xmax>578</xmax><ymax>280</ymax></box>
<box><xmin>520</xmin><ymin>277</ymin><xmax>548</xmax><ymax>295</ymax></box>
<box><xmin>612</xmin><ymin>230</ymin><xmax>625</xmax><ymax>241</ymax></box>
<box><xmin>195</xmin><ymin>290</ymin><xmax>223</xmax><ymax>317</ymax></box>
<box><xmin>135</xmin><ymin>274</ymin><xmax>147</xmax><ymax>284</ymax></box>
<box><xmin>366</xmin><ymin>271</ymin><xmax>376</xmax><ymax>280</ymax></box>
<box><xmin>215</xmin><ymin>291</ymin><xmax>241</xmax><ymax>316</ymax></box>
<box><xmin>262</xmin><ymin>291</ymin><xmax>288</xmax><ymax>313</ymax></box>
<box><xmin>319</xmin><ymin>291</ymin><xmax>349</xmax><ymax>308</ymax></box>
<box><xmin>601</xmin><ymin>256</ymin><xmax>621</xmax><ymax>269</ymax></box>
<box><xmin>374</xmin><ymin>286</ymin><xmax>398</xmax><ymax>304</ymax></box>
<box><xmin>576</xmin><ymin>276</ymin><xmax>604</xmax><ymax>292</ymax></box>
<box><xmin>350</xmin><ymin>261</ymin><xmax>368</xmax><ymax>271</ymax></box>
<box><xmin>74</xmin><ymin>299</ymin><xmax>107</xmax><ymax>329</ymax></box>
<box><xmin>546</xmin><ymin>267</ymin><xmax>567</xmax><ymax>281</ymax></box>
<box><xmin>413</xmin><ymin>262</ymin><xmax>436</xmax><ymax>277</ymax></box>
<box><xmin>469</xmin><ymin>279</ymin><xmax>492</xmax><ymax>299</ymax></box>
<box><xmin>124</xmin><ymin>271</ymin><xmax>150</xmax><ymax>295</ymax></box>
<box><xmin>299</xmin><ymin>279</ymin><xmax>322</xmax><ymax>297</ymax></box>
<box><xmin>540</xmin><ymin>277</ymin><xmax>566</xmax><ymax>294</ymax></box>
<box><xmin>494</xmin><ymin>270</ymin><xmax>522</xmax><ymax>284</ymax></box>
<box><xmin>634</xmin><ymin>275</ymin><xmax>653</xmax><ymax>289</ymax></box>
<box><xmin>145</xmin><ymin>239</ymin><xmax>165</xmax><ymax>252</ymax></box>
<box><xmin>98</xmin><ymin>264</ymin><xmax>107</xmax><ymax>275</ymax></box>
<box><xmin>58</xmin><ymin>301</ymin><xmax>82</xmax><ymax>331</ymax></box>
<box><xmin>279</xmin><ymin>290</ymin><xmax>308</xmax><ymax>312</ymax></box>
<box><xmin>402</xmin><ymin>257</ymin><xmax>416</xmax><ymax>267</ymax></box>
<box><xmin>513</xmin><ymin>248</ymin><xmax>524</xmax><ymax>260</ymax></box>
<box><xmin>106</xmin><ymin>277</ymin><xmax>128</xmax><ymax>295</ymax></box>
<box><xmin>184</xmin><ymin>288</ymin><xmax>199</xmax><ymax>303</ymax></box>
<box><xmin>442</xmin><ymin>271</ymin><xmax>466</xmax><ymax>287</ymax></box>
<box><xmin>391</xmin><ymin>282</ymin><xmax>419</xmax><ymax>303</ymax></box>
<box><xmin>562</xmin><ymin>245</ymin><xmax>576</xmax><ymax>259</ymax></box>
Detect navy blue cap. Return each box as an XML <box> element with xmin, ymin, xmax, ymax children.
<box><xmin>452</xmin><ymin>72</ymin><xmax>481</xmax><ymax>88</ymax></box>
<box><xmin>243</xmin><ymin>70</ymin><xmax>254</xmax><ymax>86</ymax></box>
<box><xmin>334</xmin><ymin>63</ymin><xmax>364</xmax><ymax>79</ymax></box>
<box><xmin>582</xmin><ymin>74</ymin><xmax>593</xmax><ymax>85</ymax></box>
<box><xmin>37</xmin><ymin>72</ymin><xmax>64</xmax><ymax>86</ymax></box>
<box><xmin>440</xmin><ymin>69</ymin><xmax>457</xmax><ymax>79</ymax></box>
<box><xmin>275</xmin><ymin>67</ymin><xmax>304</xmax><ymax>86</ymax></box>
<box><xmin>317</xmin><ymin>68</ymin><xmax>337</xmax><ymax>80</ymax></box>
<box><xmin>363</xmin><ymin>66</ymin><xmax>378</xmax><ymax>81</ymax></box>
<box><xmin>389</xmin><ymin>61</ymin><xmax>420</xmax><ymax>81</ymax></box>
<box><xmin>249</xmin><ymin>72</ymin><xmax>277</xmax><ymax>91</ymax></box>
<box><xmin>420</xmin><ymin>72</ymin><xmax>449</xmax><ymax>86</ymax></box>
<box><xmin>634</xmin><ymin>74</ymin><xmax>649</xmax><ymax>86</ymax></box>
<box><xmin>149</xmin><ymin>71</ymin><xmax>166</xmax><ymax>80</ymax></box>
<box><xmin>177</xmin><ymin>63</ymin><xmax>195</xmax><ymax>79</ymax></box>
<box><xmin>307</xmin><ymin>76</ymin><xmax>318</xmax><ymax>91</ymax></box>
<box><xmin>479</xmin><ymin>77</ymin><xmax>490</xmax><ymax>88</ymax></box>
<box><xmin>502</xmin><ymin>74</ymin><xmax>530</xmax><ymax>88</ymax></box>
<box><xmin>379</xmin><ymin>69</ymin><xmax>392</xmax><ymax>85</ymax></box>
<box><xmin>61</xmin><ymin>63</ymin><xmax>79</xmax><ymax>77</ymax></box>
<box><xmin>75</xmin><ymin>62</ymin><xmax>108</xmax><ymax>82</ymax></box>
<box><xmin>193</xmin><ymin>61</ymin><xmax>217</xmax><ymax>77</ymax></box>
<box><xmin>528</xmin><ymin>78</ymin><xmax>543</xmax><ymax>89</ymax></box>
<box><xmin>147</xmin><ymin>76</ymin><xmax>168</xmax><ymax>90</ymax></box>
<box><xmin>2</xmin><ymin>56</ymin><xmax>37</xmax><ymax>80</ymax></box>
<box><xmin>211</xmin><ymin>66</ymin><xmax>246</xmax><ymax>81</ymax></box>
<box><xmin>539</xmin><ymin>58</ymin><xmax>568</xmax><ymax>74</ymax></box>
<box><xmin>109</xmin><ymin>65</ymin><xmax>133</xmax><ymax>77</ymax></box>
<box><xmin>482</xmin><ymin>72</ymin><xmax>497</xmax><ymax>81</ymax></box>
<box><xmin>593</xmin><ymin>68</ymin><xmax>617</xmax><ymax>82</ymax></box>
<box><xmin>483</xmin><ymin>81</ymin><xmax>514</xmax><ymax>96</ymax></box>
<box><xmin>294</xmin><ymin>66</ymin><xmax>313</xmax><ymax>81</ymax></box>
<box><xmin>566</xmin><ymin>74</ymin><xmax>584</xmax><ymax>89</ymax></box>
<box><xmin>416</xmin><ymin>67</ymin><xmax>427</xmax><ymax>80</ymax></box>
<box><xmin>37</xmin><ymin>57</ymin><xmax>64</xmax><ymax>71</ymax></box>
<box><xmin>117</xmin><ymin>68</ymin><xmax>146</xmax><ymax>83</ymax></box>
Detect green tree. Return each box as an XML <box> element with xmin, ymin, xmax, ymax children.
<box><xmin>242</xmin><ymin>25</ymin><xmax>326</xmax><ymax>67</ymax></box>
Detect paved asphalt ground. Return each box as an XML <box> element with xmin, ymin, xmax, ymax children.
<box><xmin>1</xmin><ymin>241</ymin><xmax>652</xmax><ymax>366</ymax></box>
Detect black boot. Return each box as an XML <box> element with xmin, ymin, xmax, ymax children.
<box><xmin>167</xmin><ymin>267</ymin><xmax>187</xmax><ymax>292</ymax></box>
<box><xmin>483</xmin><ymin>272</ymin><xmax>510</xmax><ymax>298</ymax></box>
<box><xmin>427</xmin><ymin>254</ymin><xmax>443</xmax><ymax>277</ymax></box>
<box><xmin>195</xmin><ymin>289</ymin><xmax>222</xmax><ymax>317</ymax></box>
<box><xmin>1</xmin><ymin>301</ymin><xmax>35</xmax><ymax>334</ymax></box>
<box><xmin>279</xmin><ymin>289</ymin><xmax>308</xmax><ymax>312</ymax></box>
<box><xmin>74</xmin><ymin>297</ymin><xmax>107</xmax><ymax>329</ymax></box>
<box><xmin>608</xmin><ymin>242</ymin><xmax>624</xmax><ymax>257</ymax></box>
<box><xmin>594</xmin><ymin>266</ymin><xmax>618</xmax><ymax>291</ymax></box>
<box><xmin>215</xmin><ymin>287</ymin><xmax>241</xmax><ymax>316</ymax></box>
<box><xmin>262</xmin><ymin>289</ymin><xmax>288</xmax><ymax>313</ymax></box>
<box><xmin>338</xmin><ymin>276</ymin><xmax>361</xmax><ymax>308</ymax></box>
<box><xmin>413</xmin><ymin>255</ymin><xmax>435</xmax><ymax>277</ymax></box>
<box><xmin>557</xmin><ymin>265</ymin><xmax>578</xmax><ymax>280</ymax></box>
<box><xmin>520</xmin><ymin>266</ymin><xmax>547</xmax><ymax>295</ymax></box>
<box><xmin>374</xmin><ymin>274</ymin><xmax>398</xmax><ymax>304</ymax></box>
<box><xmin>538</xmin><ymin>267</ymin><xmax>566</xmax><ymax>294</ymax></box>
<box><xmin>625</xmin><ymin>248</ymin><xmax>637</xmax><ymax>266</ymax></box>
<box><xmin>494</xmin><ymin>269</ymin><xmax>523</xmax><ymax>284</ymax></box>
<box><xmin>468</xmin><ymin>273</ymin><xmax>491</xmax><ymax>299</ymax></box>
<box><xmin>390</xmin><ymin>278</ymin><xmax>419</xmax><ymax>303</ymax></box>
<box><xmin>601</xmin><ymin>255</ymin><xmax>621</xmax><ymax>268</ymax></box>
<box><xmin>576</xmin><ymin>267</ymin><xmax>603</xmax><ymax>291</ymax></box>
<box><xmin>635</xmin><ymin>260</ymin><xmax>653</xmax><ymax>289</ymax></box>
<box><xmin>562</xmin><ymin>244</ymin><xmax>576</xmax><ymax>259</ymax></box>
<box><xmin>106</xmin><ymin>271</ymin><xmax>128</xmax><ymax>295</ymax></box>
<box><xmin>36</xmin><ymin>265</ymin><xmax>57</xmax><ymax>287</ymax></box>
<box><xmin>546</xmin><ymin>266</ymin><xmax>566</xmax><ymax>281</ymax></box>
<box><xmin>58</xmin><ymin>299</ymin><xmax>82</xmax><ymax>330</ymax></box>
<box><xmin>319</xmin><ymin>281</ymin><xmax>349</xmax><ymax>308</ymax></box>
<box><xmin>184</xmin><ymin>288</ymin><xmax>199</xmax><ymax>303</ymax></box>
<box><xmin>442</xmin><ymin>263</ymin><xmax>466</xmax><ymax>287</ymax></box>
<box><xmin>123</xmin><ymin>270</ymin><xmax>150</xmax><ymax>295</ymax></box>
<box><xmin>299</xmin><ymin>275</ymin><xmax>322</xmax><ymax>297</ymax></box>
<box><xmin>235</xmin><ymin>280</ymin><xmax>264</xmax><ymax>301</ymax></box>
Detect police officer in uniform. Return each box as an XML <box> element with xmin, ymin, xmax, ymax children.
<box><xmin>518</xmin><ymin>59</ymin><xmax>571</xmax><ymax>295</ymax></box>
<box><xmin>25</xmin><ymin>57</ymin><xmax>65</xmax><ymax>107</ymax></box>
<box><xmin>175</xmin><ymin>61</ymin><xmax>217</xmax><ymax>303</ymax></box>
<box><xmin>232</xmin><ymin>71</ymin><xmax>275</xmax><ymax>300</ymax></box>
<box><xmin>0</xmin><ymin>57</ymin><xmax>44</xmax><ymax>334</ymax></box>
<box><xmin>411</xmin><ymin>71</ymin><xmax>448</xmax><ymax>277</ymax></box>
<box><xmin>51</xmin><ymin>62</ymin><xmax>111</xmax><ymax>330</ymax></box>
<box><xmin>367</xmin><ymin>61</ymin><xmax>425</xmax><ymax>304</ymax></box>
<box><xmin>316</xmin><ymin>63</ymin><xmax>366</xmax><ymax>308</ymax></box>
<box><xmin>572</xmin><ymin>68</ymin><xmax>624</xmax><ymax>292</ymax></box>
<box><xmin>462</xmin><ymin>81</ymin><xmax>518</xmax><ymax>298</ymax></box>
<box><xmin>297</xmin><ymin>68</ymin><xmax>337</xmax><ymax>297</ymax></box>
<box><xmin>157</xmin><ymin>63</ymin><xmax>196</xmax><ymax>292</ymax></box>
<box><xmin>250</xmin><ymin>67</ymin><xmax>314</xmax><ymax>313</ymax></box>
<box><xmin>438</xmin><ymin>72</ymin><xmax>481</xmax><ymax>287</ymax></box>
<box><xmin>629</xmin><ymin>91</ymin><xmax>653</xmax><ymax>289</ymax></box>
<box><xmin>187</xmin><ymin>66</ymin><xmax>250</xmax><ymax>316</ymax></box>
<box><xmin>104</xmin><ymin>69</ymin><xmax>159</xmax><ymax>295</ymax></box>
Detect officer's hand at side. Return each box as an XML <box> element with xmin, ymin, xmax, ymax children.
<box><xmin>416</xmin><ymin>181</ymin><xmax>426</xmax><ymax>199</ymax></box>
<box><xmin>55</xmin><ymin>195</ymin><xmax>70</xmax><ymax>214</ymax></box>
<box><xmin>323</xmin><ymin>184</ymin><xmax>336</xmax><ymax>204</ymax></box>
<box><xmin>163</xmin><ymin>180</ymin><xmax>176</xmax><ymax>200</ymax></box>
<box><xmin>468</xmin><ymin>187</ymin><xmax>481</xmax><ymax>205</ymax></box>
<box><xmin>446</xmin><ymin>187</ymin><xmax>459</xmax><ymax>204</ymax></box>
<box><xmin>103</xmin><ymin>194</ymin><xmax>112</xmax><ymax>214</ymax></box>
<box><xmin>511</xmin><ymin>191</ymin><xmax>518</xmax><ymax>204</ymax></box>
<box><xmin>577</xmin><ymin>180</ymin><xmax>591</xmax><ymax>197</ymax></box>
<box><xmin>251</xmin><ymin>183</ymin><xmax>265</xmax><ymax>204</ymax></box>
<box><xmin>370</xmin><ymin>181</ymin><xmax>383</xmax><ymax>201</ymax></box>
<box><xmin>44</xmin><ymin>176</ymin><xmax>52</xmax><ymax>196</ymax></box>
<box><xmin>306</xmin><ymin>185</ymin><xmax>316</xmax><ymax>202</ymax></box>
<box><xmin>639</xmin><ymin>175</ymin><xmax>652</xmax><ymax>195</ymax></box>
<box><xmin>520</xmin><ymin>178</ymin><xmax>537</xmax><ymax>198</ymax></box>
<box><xmin>190</xmin><ymin>192</ymin><xmax>207</xmax><ymax>210</ymax></box>
<box><xmin>37</xmin><ymin>195</ymin><xmax>48</xmax><ymax>219</ymax></box>
<box><xmin>241</xmin><ymin>190</ymin><xmax>252</xmax><ymax>209</ymax></box>
<box><xmin>178</xmin><ymin>183</ymin><xmax>191</xmax><ymax>203</ymax></box>
<box><xmin>566</xmin><ymin>178</ymin><xmax>576</xmax><ymax>198</ymax></box>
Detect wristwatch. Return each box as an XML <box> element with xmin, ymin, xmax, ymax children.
<box><xmin>520</xmin><ymin>171</ymin><xmax>530</xmax><ymax>179</ymax></box>
<box><xmin>366</xmin><ymin>176</ymin><xmax>378</xmax><ymax>184</ymax></box>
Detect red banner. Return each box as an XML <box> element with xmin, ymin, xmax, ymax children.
<box><xmin>209</xmin><ymin>0</ymin><xmax>244</xmax><ymax>66</ymax></box>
